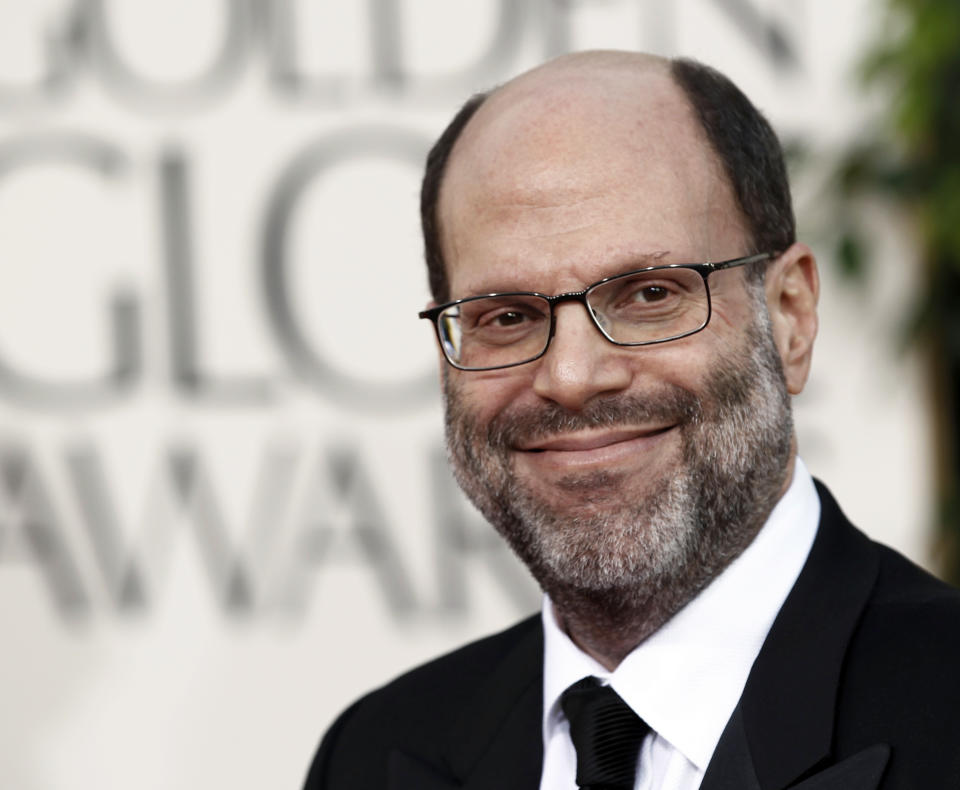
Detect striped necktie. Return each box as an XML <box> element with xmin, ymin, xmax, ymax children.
<box><xmin>560</xmin><ymin>676</ymin><xmax>651</xmax><ymax>790</ymax></box>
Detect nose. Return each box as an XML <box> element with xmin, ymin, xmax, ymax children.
<box><xmin>531</xmin><ymin>302</ymin><xmax>634</xmax><ymax>411</ymax></box>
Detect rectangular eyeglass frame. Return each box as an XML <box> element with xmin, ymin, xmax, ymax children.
<box><xmin>419</xmin><ymin>251</ymin><xmax>779</xmax><ymax>371</ymax></box>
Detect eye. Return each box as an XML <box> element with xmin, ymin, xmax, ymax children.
<box><xmin>590</xmin><ymin>271</ymin><xmax>696</xmax><ymax>319</ymax></box>
<box><xmin>487</xmin><ymin>310</ymin><xmax>528</xmax><ymax>327</ymax></box>
<box><xmin>616</xmin><ymin>279</ymin><xmax>680</xmax><ymax>308</ymax></box>
<box><xmin>458</xmin><ymin>297</ymin><xmax>549</xmax><ymax>333</ymax></box>
<box><xmin>633</xmin><ymin>285</ymin><xmax>670</xmax><ymax>303</ymax></box>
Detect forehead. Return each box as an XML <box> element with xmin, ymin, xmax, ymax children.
<box><xmin>439</xmin><ymin>63</ymin><xmax>747</xmax><ymax>295</ymax></box>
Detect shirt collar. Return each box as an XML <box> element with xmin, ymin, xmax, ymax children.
<box><xmin>542</xmin><ymin>458</ymin><xmax>820</xmax><ymax>771</ymax></box>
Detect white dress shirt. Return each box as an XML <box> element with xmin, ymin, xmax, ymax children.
<box><xmin>540</xmin><ymin>458</ymin><xmax>820</xmax><ymax>790</ymax></box>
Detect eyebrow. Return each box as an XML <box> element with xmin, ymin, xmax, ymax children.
<box><xmin>458</xmin><ymin>250</ymin><xmax>673</xmax><ymax>298</ymax></box>
<box><xmin>600</xmin><ymin>250</ymin><xmax>672</xmax><ymax>278</ymax></box>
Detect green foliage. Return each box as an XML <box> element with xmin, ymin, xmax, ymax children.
<box><xmin>833</xmin><ymin>0</ymin><xmax>960</xmax><ymax>582</ymax></box>
<box><xmin>836</xmin><ymin>232</ymin><xmax>867</xmax><ymax>281</ymax></box>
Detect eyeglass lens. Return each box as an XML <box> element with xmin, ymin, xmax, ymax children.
<box><xmin>437</xmin><ymin>267</ymin><xmax>710</xmax><ymax>370</ymax></box>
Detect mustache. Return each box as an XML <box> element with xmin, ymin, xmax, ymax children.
<box><xmin>484</xmin><ymin>388</ymin><xmax>703</xmax><ymax>450</ymax></box>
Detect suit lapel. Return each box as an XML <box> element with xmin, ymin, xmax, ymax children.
<box><xmin>787</xmin><ymin>745</ymin><xmax>890</xmax><ymax>790</ymax></box>
<box><xmin>458</xmin><ymin>675</ymin><xmax>542</xmax><ymax>790</ymax></box>
<box><xmin>388</xmin><ymin>617</ymin><xmax>544</xmax><ymax>790</ymax></box>
<box><xmin>697</xmin><ymin>706</ymin><xmax>762</xmax><ymax>790</ymax></box>
<box><xmin>388</xmin><ymin>751</ymin><xmax>466</xmax><ymax>790</ymax></box>
<box><xmin>703</xmin><ymin>482</ymin><xmax>884</xmax><ymax>790</ymax></box>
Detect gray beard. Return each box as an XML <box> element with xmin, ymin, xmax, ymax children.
<box><xmin>443</xmin><ymin>310</ymin><xmax>794</xmax><ymax>641</ymax></box>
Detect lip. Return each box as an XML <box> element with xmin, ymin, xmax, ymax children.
<box><xmin>515</xmin><ymin>425</ymin><xmax>677</xmax><ymax>468</ymax></box>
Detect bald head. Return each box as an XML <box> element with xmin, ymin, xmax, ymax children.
<box><xmin>440</xmin><ymin>53</ymin><xmax>741</xmax><ymax>293</ymax></box>
<box><xmin>446</xmin><ymin>53</ymin><xmax>710</xmax><ymax>203</ymax></box>
<box><xmin>460</xmin><ymin>51</ymin><xmax>676</xmax><ymax>156</ymax></box>
<box><xmin>420</xmin><ymin>51</ymin><xmax>795</xmax><ymax>303</ymax></box>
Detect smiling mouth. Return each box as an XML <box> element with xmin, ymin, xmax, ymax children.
<box><xmin>519</xmin><ymin>426</ymin><xmax>676</xmax><ymax>453</ymax></box>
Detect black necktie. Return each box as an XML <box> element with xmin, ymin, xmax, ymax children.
<box><xmin>560</xmin><ymin>676</ymin><xmax>651</xmax><ymax>790</ymax></box>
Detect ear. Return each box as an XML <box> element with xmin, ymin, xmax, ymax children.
<box><xmin>765</xmin><ymin>243</ymin><xmax>819</xmax><ymax>395</ymax></box>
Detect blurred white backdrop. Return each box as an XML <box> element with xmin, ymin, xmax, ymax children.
<box><xmin>0</xmin><ymin>2</ymin><xmax>933</xmax><ymax>789</ymax></box>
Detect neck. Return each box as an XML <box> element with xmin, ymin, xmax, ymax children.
<box><xmin>550</xmin><ymin>581</ymin><xmax>701</xmax><ymax>671</ymax></box>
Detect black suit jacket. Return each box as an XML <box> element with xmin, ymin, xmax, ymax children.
<box><xmin>304</xmin><ymin>484</ymin><xmax>960</xmax><ymax>789</ymax></box>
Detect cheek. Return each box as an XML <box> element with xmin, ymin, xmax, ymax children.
<box><xmin>447</xmin><ymin>367</ymin><xmax>535</xmax><ymax>420</ymax></box>
<box><xmin>703</xmin><ymin>298</ymin><xmax>754</xmax><ymax>335</ymax></box>
<box><xmin>635</xmin><ymin>339</ymin><xmax>715</xmax><ymax>394</ymax></box>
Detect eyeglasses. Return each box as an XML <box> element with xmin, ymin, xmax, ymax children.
<box><xmin>419</xmin><ymin>252</ymin><xmax>778</xmax><ymax>371</ymax></box>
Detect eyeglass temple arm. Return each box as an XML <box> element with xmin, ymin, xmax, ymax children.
<box><xmin>710</xmin><ymin>251</ymin><xmax>780</xmax><ymax>272</ymax></box>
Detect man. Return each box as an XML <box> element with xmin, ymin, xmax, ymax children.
<box><xmin>304</xmin><ymin>51</ymin><xmax>960</xmax><ymax>789</ymax></box>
